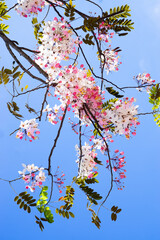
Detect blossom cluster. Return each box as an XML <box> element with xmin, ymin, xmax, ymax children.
<box><xmin>53</xmin><ymin>65</ymin><xmax>101</xmax><ymax>117</ymax></box>
<box><xmin>134</xmin><ymin>73</ymin><xmax>155</xmax><ymax>92</ymax></box>
<box><xmin>97</xmin><ymin>22</ymin><xmax>114</xmax><ymax>43</ymax></box>
<box><xmin>16</xmin><ymin>119</ymin><xmax>40</xmax><ymax>142</ymax></box>
<box><xmin>15</xmin><ymin>0</ymin><xmax>63</xmax><ymax>17</ymax></box>
<box><xmin>18</xmin><ymin>164</ymin><xmax>46</xmax><ymax>192</ymax></box>
<box><xmin>101</xmin><ymin>98</ymin><xmax>139</xmax><ymax>139</ymax></box>
<box><xmin>106</xmin><ymin>149</ymin><xmax>126</xmax><ymax>190</ymax></box>
<box><xmin>35</xmin><ymin>18</ymin><xmax>80</xmax><ymax>82</ymax></box>
<box><xmin>76</xmin><ymin>142</ymin><xmax>97</xmax><ymax>178</ymax></box>
<box><xmin>43</xmin><ymin>104</ymin><xmax>65</xmax><ymax>125</ymax></box>
<box><xmin>102</xmin><ymin>48</ymin><xmax>121</xmax><ymax>74</ymax></box>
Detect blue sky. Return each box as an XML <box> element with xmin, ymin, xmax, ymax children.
<box><xmin>0</xmin><ymin>0</ymin><xmax>160</xmax><ymax>239</ymax></box>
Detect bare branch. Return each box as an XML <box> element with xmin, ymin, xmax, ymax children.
<box><xmin>48</xmin><ymin>105</ymin><xmax>68</xmax><ymax>175</ymax></box>
<box><xmin>5</xmin><ymin>43</ymin><xmax>46</xmax><ymax>84</ymax></box>
<box><xmin>0</xmin><ymin>31</ymin><xmax>48</xmax><ymax>80</ymax></box>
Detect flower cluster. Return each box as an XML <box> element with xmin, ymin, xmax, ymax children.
<box><xmin>16</xmin><ymin>119</ymin><xmax>40</xmax><ymax>142</ymax></box>
<box><xmin>15</xmin><ymin>0</ymin><xmax>63</xmax><ymax>17</ymax></box>
<box><xmin>134</xmin><ymin>73</ymin><xmax>155</xmax><ymax>92</ymax></box>
<box><xmin>106</xmin><ymin>150</ymin><xmax>126</xmax><ymax>190</ymax></box>
<box><xmin>35</xmin><ymin>18</ymin><xmax>80</xmax><ymax>80</ymax></box>
<box><xmin>15</xmin><ymin>0</ymin><xmax>45</xmax><ymax>17</ymax></box>
<box><xmin>102</xmin><ymin>48</ymin><xmax>121</xmax><ymax>74</ymax></box>
<box><xmin>76</xmin><ymin>142</ymin><xmax>97</xmax><ymax>178</ymax></box>
<box><xmin>18</xmin><ymin>164</ymin><xmax>46</xmax><ymax>192</ymax></box>
<box><xmin>101</xmin><ymin>98</ymin><xmax>139</xmax><ymax>138</ymax></box>
<box><xmin>97</xmin><ymin>22</ymin><xmax>114</xmax><ymax>43</ymax></box>
<box><xmin>43</xmin><ymin>104</ymin><xmax>65</xmax><ymax>125</ymax></box>
<box><xmin>53</xmin><ymin>166</ymin><xmax>65</xmax><ymax>193</ymax></box>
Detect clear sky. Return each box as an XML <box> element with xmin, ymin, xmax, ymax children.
<box><xmin>0</xmin><ymin>0</ymin><xmax>160</xmax><ymax>239</ymax></box>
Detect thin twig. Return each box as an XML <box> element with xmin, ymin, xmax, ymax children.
<box><xmin>14</xmin><ymin>85</ymin><xmax>46</xmax><ymax>98</ymax></box>
<box><xmin>0</xmin><ymin>3</ymin><xmax>18</xmax><ymax>18</ymax></box>
<box><xmin>48</xmin><ymin>105</ymin><xmax>68</xmax><ymax>174</ymax></box>
<box><xmin>38</xmin><ymin>88</ymin><xmax>49</xmax><ymax>121</ymax></box>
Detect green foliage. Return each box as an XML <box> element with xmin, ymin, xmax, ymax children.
<box><xmin>35</xmin><ymin>215</ymin><xmax>48</xmax><ymax>231</ymax></box>
<box><xmin>0</xmin><ymin>22</ymin><xmax>9</xmax><ymax>33</ymax></box>
<box><xmin>106</xmin><ymin>87</ymin><xmax>124</xmax><ymax>98</ymax></box>
<box><xmin>74</xmin><ymin>177</ymin><xmax>102</xmax><ymax>205</ymax></box>
<box><xmin>94</xmin><ymin>157</ymin><xmax>103</xmax><ymax>166</ymax></box>
<box><xmin>0</xmin><ymin>65</ymin><xmax>23</xmax><ymax>85</ymax></box>
<box><xmin>106</xmin><ymin>5</ymin><xmax>131</xmax><ymax>19</ymax></box>
<box><xmin>101</xmin><ymin>5</ymin><xmax>134</xmax><ymax>36</ymax></box>
<box><xmin>87</xmin><ymin>206</ymin><xmax>101</xmax><ymax>229</ymax></box>
<box><xmin>79</xmin><ymin>4</ymin><xmax>133</xmax><ymax>37</ymax></box>
<box><xmin>7</xmin><ymin>101</ymin><xmax>23</xmax><ymax>120</ymax></box>
<box><xmin>111</xmin><ymin>205</ymin><xmax>122</xmax><ymax>221</ymax></box>
<box><xmin>25</xmin><ymin>103</ymin><xmax>37</xmax><ymax>115</ymax></box>
<box><xmin>82</xmin><ymin>17</ymin><xmax>99</xmax><ymax>32</ymax></box>
<box><xmin>36</xmin><ymin>186</ymin><xmax>54</xmax><ymax>224</ymax></box>
<box><xmin>0</xmin><ymin>1</ymin><xmax>10</xmax><ymax>34</ymax></box>
<box><xmin>102</xmin><ymin>98</ymin><xmax>118</xmax><ymax>110</ymax></box>
<box><xmin>64</xmin><ymin>0</ymin><xmax>76</xmax><ymax>21</ymax></box>
<box><xmin>149</xmin><ymin>84</ymin><xmax>160</xmax><ymax>126</ymax></box>
<box><xmin>56</xmin><ymin>186</ymin><xmax>75</xmax><ymax>219</ymax></box>
<box><xmin>32</xmin><ymin>17</ymin><xmax>43</xmax><ymax>44</ymax></box>
<box><xmin>14</xmin><ymin>191</ymin><xmax>36</xmax><ymax>213</ymax></box>
<box><xmin>83</xmin><ymin>33</ymin><xmax>94</xmax><ymax>45</ymax></box>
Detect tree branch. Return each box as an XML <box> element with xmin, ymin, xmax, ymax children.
<box><xmin>0</xmin><ymin>31</ymin><xmax>48</xmax><ymax>80</ymax></box>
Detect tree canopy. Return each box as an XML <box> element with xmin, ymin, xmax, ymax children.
<box><xmin>0</xmin><ymin>0</ymin><xmax>159</xmax><ymax>232</ymax></box>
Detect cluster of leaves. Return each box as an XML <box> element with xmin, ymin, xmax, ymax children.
<box><xmin>106</xmin><ymin>87</ymin><xmax>124</xmax><ymax>98</ymax></box>
<box><xmin>25</xmin><ymin>103</ymin><xmax>37</xmax><ymax>115</ymax></box>
<box><xmin>149</xmin><ymin>84</ymin><xmax>160</xmax><ymax>126</ymax></box>
<box><xmin>32</xmin><ymin>17</ymin><xmax>43</xmax><ymax>44</ymax></box>
<box><xmin>111</xmin><ymin>205</ymin><xmax>121</xmax><ymax>221</ymax></box>
<box><xmin>74</xmin><ymin>176</ymin><xmax>102</xmax><ymax>205</ymax></box>
<box><xmin>35</xmin><ymin>215</ymin><xmax>48</xmax><ymax>231</ymax></box>
<box><xmin>0</xmin><ymin>0</ymin><xmax>10</xmax><ymax>34</ymax></box>
<box><xmin>83</xmin><ymin>33</ymin><xmax>94</xmax><ymax>45</ymax></box>
<box><xmin>36</xmin><ymin>186</ymin><xmax>54</xmax><ymax>224</ymax></box>
<box><xmin>7</xmin><ymin>101</ymin><xmax>23</xmax><ymax>120</ymax></box>
<box><xmin>64</xmin><ymin>0</ymin><xmax>75</xmax><ymax>21</ymax></box>
<box><xmin>0</xmin><ymin>65</ymin><xmax>23</xmax><ymax>85</ymax></box>
<box><xmin>103</xmin><ymin>5</ymin><xmax>134</xmax><ymax>36</ymax></box>
<box><xmin>102</xmin><ymin>98</ymin><xmax>118</xmax><ymax>110</ymax></box>
<box><xmin>14</xmin><ymin>191</ymin><xmax>36</xmax><ymax>213</ymax></box>
<box><xmin>56</xmin><ymin>185</ymin><xmax>75</xmax><ymax>219</ymax></box>
<box><xmin>87</xmin><ymin>205</ymin><xmax>101</xmax><ymax>229</ymax></box>
<box><xmin>82</xmin><ymin>17</ymin><xmax>99</xmax><ymax>32</ymax></box>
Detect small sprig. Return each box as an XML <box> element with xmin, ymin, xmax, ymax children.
<box><xmin>14</xmin><ymin>191</ymin><xmax>36</xmax><ymax>213</ymax></box>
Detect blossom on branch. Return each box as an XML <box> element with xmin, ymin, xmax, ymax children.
<box><xmin>18</xmin><ymin>164</ymin><xmax>46</xmax><ymax>192</ymax></box>
<box><xmin>76</xmin><ymin>142</ymin><xmax>97</xmax><ymax>178</ymax></box>
<box><xmin>16</xmin><ymin>119</ymin><xmax>40</xmax><ymax>142</ymax></box>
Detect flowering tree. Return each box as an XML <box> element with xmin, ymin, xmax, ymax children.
<box><xmin>0</xmin><ymin>0</ymin><xmax>159</xmax><ymax>230</ymax></box>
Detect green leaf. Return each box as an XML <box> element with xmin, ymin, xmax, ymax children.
<box><xmin>20</xmin><ymin>201</ymin><xmax>24</xmax><ymax>209</ymax></box>
<box><xmin>19</xmin><ymin>191</ymin><xmax>27</xmax><ymax>197</ymax></box>
<box><xmin>27</xmin><ymin>206</ymin><xmax>31</xmax><ymax>213</ymax></box>
<box><xmin>69</xmin><ymin>212</ymin><xmax>75</xmax><ymax>218</ymax></box>
<box><xmin>106</xmin><ymin>87</ymin><xmax>124</xmax><ymax>98</ymax></box>
<box><xmin>14</xmin><ymin>196</ymin><xmax>19</xmax><ymax>202</ymax></box>
<box><xmin>17</xmin><ymin>199</ymin><xmax>21</xmax><ymax>205</ymax></box>
<box><xmin>94</xmin><ymin>157</ymin><xmax>103</xmax><ymax>165</ymax></box>
<box><xmin>111</xmin><ymin>206</ymin><xmax>118</xmax><ymax>212</ymax></box>
<box><xmin>111</xmin><ymin>213</ymin><xmax>117</xmax><ymax>221</ymax></box>
<box><xmin>23</xmin><ymin>204</ymin><xmax>27</xmax><ymax>211</ymax></box>
<box><xmin>116</xmin><ymin>208</ymin><xmax>122</xmax><ymax>213</ymax></box>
